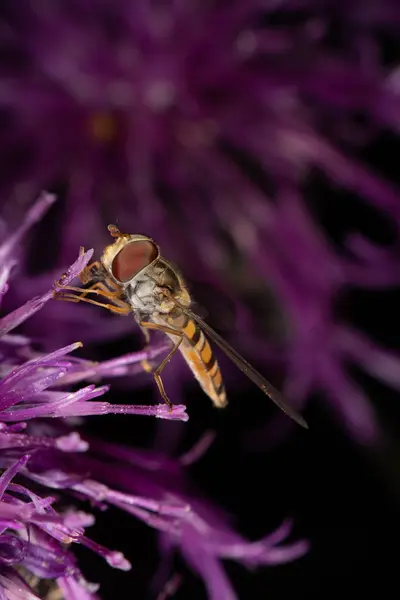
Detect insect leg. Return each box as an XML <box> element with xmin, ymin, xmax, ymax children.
<box><xmin>139</xmin><ymin>321</ymin><xmax>184</xmax><ymax>408</ymax></box>
<box><xmin>139</xmin><ymin>326</ymin><xmax>153</xmax><ymax>373</ymax></box>
<box><xmin>53</xmin><ymin>292</ymin><xmax>131</xmax><ymax>315</ymax></box>
<box><xmin>100</xmin><ymin>278</ymin><xmax>125</xmax><ymax>294</ymax></box>
<box><xmin>80</xmin><ymin>260</ymin><xmax>103</xmax><ymax>283</ymax></box>
<box><xmin>72</xmin><ymin>247</ymin><xmax>103</xmax><ymax>284</ymax></box>
<box><xmin>58</xmin><ymin>282</ymin><xmax>124</xmax><ymax>302</ymax></box>
<box><xmin>141</xmin><ymin>329</ymin><xmax>151</xmax><ymax>346</ymax></box>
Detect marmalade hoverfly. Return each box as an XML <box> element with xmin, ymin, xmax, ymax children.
<box><xmin>55</xmin><ymin>225</ymin><xmax>308</xmax><ymax>428</ymax></box>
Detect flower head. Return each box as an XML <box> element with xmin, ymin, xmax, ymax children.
<box><xmin>0</xmin><ymin>194</ymin><xmax>307</xmax><ymax>598</ymax></box>
<box><xmin>0</xmin><ymin>2</ymin><xmax>399</xmax><ymax>445</ymax></box>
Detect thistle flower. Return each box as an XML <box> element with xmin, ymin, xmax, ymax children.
<box><xmin>0</xmin><ymin>2</ymin><xmax>399</xmax><ymax>447</ymax></box>
<box><xmin>0</xmin><ymin>193</ymin><xmax>308</xmax><ymax>598</ymax></box>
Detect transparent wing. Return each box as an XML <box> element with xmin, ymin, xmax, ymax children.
<box><xmin>185</xmin><ymin>278</ymin><xmax>239</xmax><ymax>334</ymax></box>
<box><xmin>180</xmin><ymin>304</ymin><xmax>308</xmax><ymax>429</ymax></box>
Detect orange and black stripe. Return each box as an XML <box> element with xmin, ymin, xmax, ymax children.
<box><xmin>179</xmin><ymin>314</ymin><xmax>227</xmax><ymax>407</ymax></box>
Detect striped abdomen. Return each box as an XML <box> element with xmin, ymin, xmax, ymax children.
<box><xmin>163</xmin><ymin>313</ymin><xmax>227</xmax><ymax>408</ymax></box>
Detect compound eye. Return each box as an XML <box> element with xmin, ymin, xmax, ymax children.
<box><xmin>111</xmin><ymin>240</ymin><xmax>158</xmax><ymax>283</ymax></box>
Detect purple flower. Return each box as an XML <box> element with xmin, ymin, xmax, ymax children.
<box><xmin>0</xmin><ymin>1</ymin><xmax>399</xmax><ymax>445</ymax></box>
<box><xmin>0</xmin><ymin>193</ymin><xmax>308</xmax><ymax>598</ymax></box>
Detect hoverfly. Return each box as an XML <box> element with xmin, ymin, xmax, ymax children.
<box><xmin>55</xmin><ymin>225</ymin><xmax>308</xmax><ymax>428</ymax></box>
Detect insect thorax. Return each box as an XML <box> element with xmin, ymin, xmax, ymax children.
<box><xmin>123</xmin><ymin>258</ymin><xmax>183</xmax><ymax>315</ymax></box>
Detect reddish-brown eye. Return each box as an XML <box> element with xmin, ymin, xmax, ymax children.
<box><xmin>112</xmin><ymin>241</ymin><xmax>158</xmax><ymax>282</ymax></box>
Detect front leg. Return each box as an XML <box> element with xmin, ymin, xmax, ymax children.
<box><xmin>53</xmin><ymin>280</ymin><xmax>131</xmax><ymax>315</ymax></box>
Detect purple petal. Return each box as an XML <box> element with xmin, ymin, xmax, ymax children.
<box><xmin>0</xmin><ymin>250</ymin><xmax>93</xmax><ymax>336</ymax></box>
<box><xmin>58</xmin><ymin>576</ymin><xmax>100</xmax><ymax>600</ymax></box>
<box><xmin>181</xmin><ymin>529</ymin><xmax>238</xmax><ymax>600</ymax></box>
<box><xmin>23</xmin><ymin>543</ymin><xmax>77</xmax><ymax>578</ymax></box>
<box><xmin>38</xmin><ymin>400</ymin><xmax>189</xmax><ymax>421</ymax></box>
<box><xmin>0</xmin><ymin>455</ymin><xmax>30</xmax><ymax>499</ymax></box>
<box><xmin>57</xmin><ymin>344</ymin><xmax>170</xmax><ymax>386</ymax></box>
<box><xmin>0</xmin><ymin>342</ymin><xmax>83</xmax><ymax>411</ymax></box>
<box><xmin>0</xmin><ymin>192</ymin><xmax>56</xmax><ymax>264</ymax></box>
<box><xmin>77</xmin><ymin>537</ymin><xmax>131</xmax><ymax>572</ymax></box>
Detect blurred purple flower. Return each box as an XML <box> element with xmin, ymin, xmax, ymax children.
<box><xmin>0</xmin><ymin>193</ymin><xmax>308</xmax><ymax>598</ymax></box>
<box><xmin>0</xmin><ymin>1</ymin><xmax>399</xmax><ymax>446</ymax></box>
